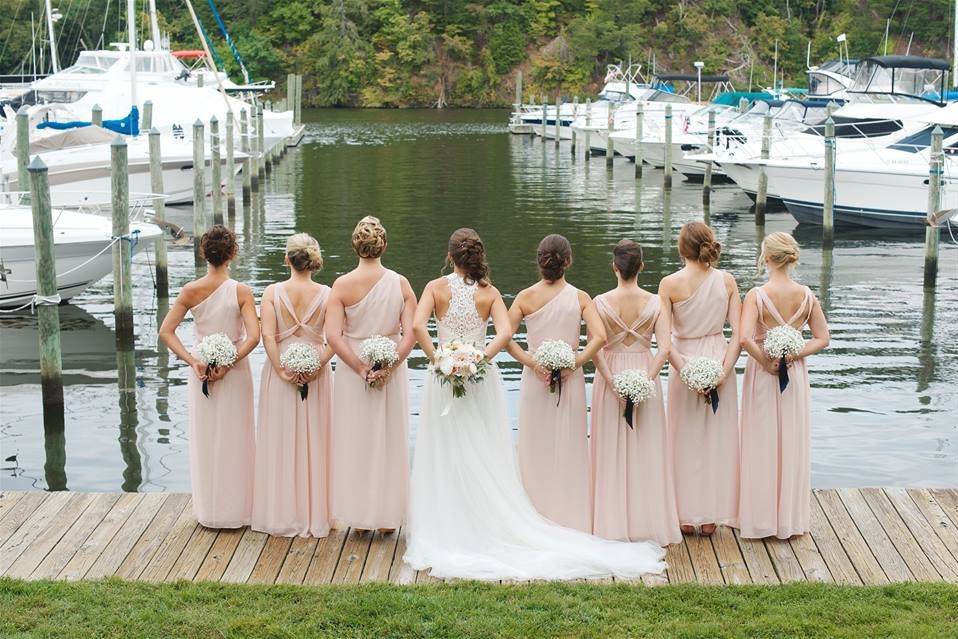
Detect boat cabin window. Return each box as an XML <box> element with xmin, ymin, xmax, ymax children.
<box><xmin>888</xmin><ymin>125</ymin><xmax>958</xmax><ymax>153</ymax></box>
<box><xmin>804</xmin><ymin>117</ymin><xmax>904</xmax><ymax>138</ymax></box>
<box><xmin>808</xmin><ymin>73</ymin><xmax>846</xmax><ymax>97</ymax></box>
<box><xmin>598</xmin><ymin>90</ymin><xmax>632</xmax><ymax>103</ymax></box>
<box><xmin>850</xmin><ymin>60</ymin><xmax>945</xmax><ymax>103</ymax></box>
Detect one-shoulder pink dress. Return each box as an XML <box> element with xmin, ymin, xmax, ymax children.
<box><xmin>591</xmin><ymin>294</ymin><xmax>681</xmax><ymax>546</ymax></box>
<box><xmin>668</xmin><ymin>269</ymin><xmax>740</xmax><ymax>527</ymax></box>
<box><xmin>187</xmin><ymin>279</ymin><xmax>255</xmax><ymax>528</ymax></box>
<box><xmin>252</xmin><ymin>282</ymin><xmax>332</xmax><ymax>538</ymax></box>
<box><xmin>739</xmin><ymin>286</ymin><xmax>815</xmax><ymax>539</ymax></box>
<box><xmin>517</xmin><ymin>284</ymin><xmax>592</xmax><ymax>532</ymax></box>
<box><xmin>330</xmin><ymin>270</ymin><xmax>409</xmax><ymax>530</ymax></box>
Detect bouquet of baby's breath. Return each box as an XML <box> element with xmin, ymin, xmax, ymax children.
<box><xmin>763</xmin><ymin>325</ymin><xmax>805</xmax><ymax>393</ymax></box>
<box><xmin>280</xmin><ymin>342</ymin><xmax>322</xmax><ymax>400</ymax></box>
<box><xmin>360</xmin><ymin>335</ymin><xmax>399</xmax><ymax>388</ymax></box>
<box><xmin>680</xmin><ymin>356</ymin><xmax>723</xmax><ymax>414</ymax></box>
<box><xmin>533</xmin><ymin>339</ymin><xmax>576</xmax><ymax>399</ymax></box>
<box><xmin>611</xmin><ymin>369</ymin><xmax>656</xmax><ymax>429</ymax></box>
<box><xmin>196</xmin><ymin>333</ymin><xmax>237</xmax><ymax>398</ymax></box>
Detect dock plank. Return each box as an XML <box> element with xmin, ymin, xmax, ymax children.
<box><xmin>908</xmin><ymin>489</ymin><xmax>958</xmax><ymax>567</ymax></box>
<box><xmin>807</xmin><ymin>492</ymin><xmax>860</xmax><ymax>585</ymax></box>
<box><xmin>194</xmin><ymin>528</ymin><xmax>245</xmax><ymax>582</ymax></box>
<box><xmin>829</xmin><ymin>488</ymin><xmax>905</xmax><ymax>583</ymax></box>
<box><xmin>0</xmin><ymin>491</ymin><xmax>47</xmax><ymax>548</ymax></box>
<box><xmin>0</xmin><ymin>491</ymin><xmax>71</xmax><ymax>572</ymax></box>
<box><xmin>664</xmin><ymin>537</ymin><xmax>696</xmax><ymax>584</ymax></box>
<box><xmin>683</xmin><ymin>532</ymin><xmax>723</xmax><ymax>584</ymax></box>
<box><xmin>115</xmin><ymin>494</ymin><xmax>191</xmax><ymax>580</ymax></box>
<box><xmin>764</xmin><ymin>538</ymin><xmax>806</xmax><ymax>583</ymax></box>
<box><xmin>331</xmin><ymin>528</ymin><xmax>373</xmax><ymax>584</ymax></box>
<box><xmin>165</xmin><ymin>524</ymin><xmax>218</xmax><ymax>582</ymax></box>
<box><xmin>360</xmin><ymin>530</ymin><xmax>400</xmax><ymax>583</ymax></box>
<box><xmin>3</xmin><ymin>492</ymin><xmax>96</xmax><ymax>579</ymax></box>
<box><xmin>733</xmin><ymin>529</ymin><xmax>779</xmax><ymax>584</ymax></box>
<box><xmin>139</xmin><ymin>498</ymin><xmax>197</xmax><ymax>582</ymax></box>
<box><xmin>0</xmin><ymin>492</ymin><xmax>26</xmax><ymax>524</ymax></box>
<box><xmin>58</xmin><ymin>492</ymin><xmax>140</xmax><ymax>581</ymax></box>
<box><xmin>860</xmin><ymin>488</ymin><xmax>940</xmax><ymax>582</ymax></box>
<box><xmin>880</xmin><ymin>488</ymin><xmax>958</xmax><ymax>582</ymax></box>
<box><xmin>710</xmin><ymin>526</ymin><xmax>751</xmax><ymax>585</ymax></box>
<box><xmin>303</xmin><ymin>528</ymin><xmax>348</xmax><ymax>585</ymax></box>
<box><xmin>30</xmin><ymin>493</ymin><xmax>120</xmax><ymax>580</ymax></box>
<box><xmin>930</xmin><ymin>489</ymin><xmax>958</xmax><ymax>528</ymax></box>
<box><xmin>789</xmin><ymin>533</ymin><xmax>833</xmax><ymax>583</ymax></box>
<box><xmin>85</xmin><ymin>493</ymin><xmax>168</xmax><ymax>579</ymax></box>
<box><xmin>388</xmin><ymin>531</ymin><xmax>417</xmax><ymax>585</ymax></box>
<box><xmin>248</xmin><ymin>535</ymin><xmax>293</xmax><ymax>584</ymax></box>
<box><xmin>221</xmin><ymin>529</ymin><xmax>269</xmax><ymax>583</ymax></box>
<box><xmin>275</xmin><ymin>537</ymin><xmax>318</xmax><ymax>585</ymax></box>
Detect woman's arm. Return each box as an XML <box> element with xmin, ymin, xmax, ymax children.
<box><xmin>648</xmin><ymin>303</ymin><xmax>671</xmax><ymax>379</ymax></box>
<box><xmin>794</xmin><ymin>296</ymin><xmax>830</xmax><ymax>360</ymax></box>
<box><xmin>235</xmin><ymin>283</ymin><xmax>261</xmax><ymax>361</ymax></box>
<box><xmin>413</xmin><ymin>281</ymin><xmax>437</xmax><ymax>361</ymax></box>
<box><xmin>576</xmin><ymin>294</ymin><xmax>607</xmax><ymax>369</ymax></box>
<box><xmin>324</xmin><ymin>285</ymin><xmax>369</xmax><ymax>377</ymax></box>
<box><xmin>740</xmin><ymin>290</ymin><xmax>779</xmax><ymax>375</ymax></box>
<box><xmin>396</xmin><ymin>275</ymin><xmax>419</xmax><ymax>362</ymax></box>
<box><xmin>659</xmin><ymin>278</ymin><xmax>686</xmax><ymax>372</ymax></box>
<box><xmin>158</xmin><ymin>285</ymin><xmax>207</xmax><ymax>380</ymax></box>
<box><xmin>721</xmin><ymin>273</ymin><xmax>743</xmax><ymax>382</ymax></box>
<box><xmin>505</xmin><ymin>291</ymin><xmax>536</xmax><ymax>369</ymax></box>
<box><xmin>485</xmin><ymin>290</ymin><xmax>514</xmax><ymax>360</ymax></box>
<box><xmin>260</xmin><ymin>286</ymin><xmax>293</xmax><ymax>381</ymax></box>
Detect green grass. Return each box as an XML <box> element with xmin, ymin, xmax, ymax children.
<box><xmin>1</xmin><ymin>578</ymin><xmax>956</xmax><ymax>638</ymax></box>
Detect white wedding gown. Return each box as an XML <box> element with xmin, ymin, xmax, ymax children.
<box><xmin>404</xmin><ymin>274</ymin><xmax>667</xmax><ymax>581</ymax></box>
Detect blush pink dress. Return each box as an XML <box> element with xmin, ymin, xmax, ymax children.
<box><xmin>739</xmin><ymin>286</ymin><xmax>815</xmax><ymax>539</ymax></box>
<box><xmin>591</xmin><ymin>294</ymin><xmax>681</xmax><ymax>546</ymax></box>
<box><xmin>668</xmin><ymin>268</ymin><xmax>740</xmax><ymax>527</ymax></box>
<box><xmin>252</xmin><ymin>283</ymin><xmax>332</xmax><ymax>538</ymax></box>
<box><xmin>330</xmin><ymin>269</ymin><xmax>409</xmax><ymax>529</ymax></box>
<box><xmin>187</xmin><ymin>279</ymin><xmax>254</xmax><ymax>528</ymax></box>
<box><xmin>517</xmin><ymin>284</ymin><xmax>592</xmax><ymax>532</ymax></box>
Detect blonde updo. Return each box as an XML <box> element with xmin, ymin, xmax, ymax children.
<box><xmin>759</xmin><ymin>232</ymin><xmax>800</xmax><ymax>271</ymax></box>
<box><xmin>285</xmin><ymin>232</ymin><xmax>323</xmax><ymax>272</ymax></box>
<box><xmin>351</xmin><ymin>216</ymin><xmax>387</xmax><ymax>259</ymax></box>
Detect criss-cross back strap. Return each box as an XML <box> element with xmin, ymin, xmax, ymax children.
<box><xmin>755</xmin><ymin>286</ymin><xmax>813</xmax><ymax>329</ymax></box>
<box><xmin>595</xmin><ymin>294</ymin><xmax>658</xmax><ymax>348</ymax></box>
<box><xmin>272</xmin><ymin>283</ymin><xmax>329</xmax><ymax>341</ymax></box>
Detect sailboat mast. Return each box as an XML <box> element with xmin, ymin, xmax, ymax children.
<box><xmin>127</xmin><ymin>0</ymin><xmax>138</xmax><ymax>110</ymax></box>
<box><xmin>44</xmin><ymin>0</ymin><xmax>59</xmax><ymax>73</ymax></box>
<box><xmin>954</xmin><ymin>0</ymin><xmax>958</xmax><ymax>87</ymax></box>
<box><xmin>148</xmin><ymin>0</ymin><xmax>162</xmax><ymax>46</ymax></box>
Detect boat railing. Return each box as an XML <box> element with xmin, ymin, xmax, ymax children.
<box><xmin>0</xmin><ymin>190</ymin><xmax>169</xmax><ymax>221</ymax></box>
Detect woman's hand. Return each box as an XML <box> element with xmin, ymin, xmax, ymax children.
<box><xmin>207</xmin><ymin>365</ymin><xmax>230</xmax><ymax>383</ymax></box>
<box><xmin>276</xmin><ymin>367</ymin><xmax>297</xmax><ymax>384</ymax></box>
<box><xmin>191</xmin><ymin>360</ymin><xmax>208</xmax><ymax>380</ymax></box>
<box><xmin>367</xmin><ymin>364</ymin><xmax>395</xmax><ymax>388</ymax></box>
<box><xmin>762</xmin><ymin>356</ymin><xmax>781</xmax><ymax>376</ymax></box>
<box><xmin>299</xmin><ymin>367</ymin><xmax>324</xmax><ymax>385</ymax></box>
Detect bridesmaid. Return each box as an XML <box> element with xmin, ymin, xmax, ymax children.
<box><xmin>159</xmin><ymin>225</ymin><xmax>259</xmax><ymax>528</ymax></box>
<box><xmin>326</xmin><ymin>216</ymin><xmax>417</xmax><ymax>533</ymax></box>
<box><xmin>507</xmin><ymin>234</ymin><xmax>606</xmax><ymax>532</ymax></box>
<box><xmin>659</xmin><ymin>221</ymin><xmax>741</xmax><ymax>536</ymax></box>
<box><xmin>591</xmin><ymin>240</ymin><xmax>681</xmax><ymax>546</ymax></box>
<box><xmin>252</xmin><ymin>233</ymin><xmax>334</xmax><ymax>538</ymax></box>
<box><xmin>739</xmin><ymin>233</ymin><xmax>829</xmax><ymax>539</ymax></box>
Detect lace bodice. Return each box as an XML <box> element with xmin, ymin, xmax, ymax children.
<box><xmin>437</xmin><ymin>273</ymin><xmax>487</xmax><ymax>346</ymax></box>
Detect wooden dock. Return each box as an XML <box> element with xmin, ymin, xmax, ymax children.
<box><xmin>1</xmin><ymin>489</ymin><xmax>957</xmax><ymax>586</ymax></box>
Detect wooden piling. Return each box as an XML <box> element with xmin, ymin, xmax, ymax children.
<box><xmin>225</xmin><ymin>111</ymin><xmax>236</xmax><ymax>223</ymax></box>
<box><xmin>295</xmin><ymin>74</ymin><xmax>303</xmax><ymax>127</ymax></box>
<box><xmin>240</xmin><ymin>107</ymin><xmax>252</xmax><ymax>203</ymax></box>
<box><xmin>570</xmin><ymin>97</ymin><xmax>578</xmax><ymax>156</ymax></box>
<box><xmin>584</xmin><ymin>99</ymin><xmax>591</xmax><ymax>161</ymax></box>
<box><xmin>141</xmin><ymin>100</ymin><xmax>152</xmax><ymax>130</ymax></box>
<box><xmin>664</xmin><ymin>104</ymin><xmax>673</xmax><ymax>188</ymax></box>
<box><xmin>197</xmin><ymin>74</ymin><xmax>204</xmax><ymax>89</ymax></box>
<box><xmin>15</xmin><ymin>106</ymin><xmax>29</xmax><ymax>194</ymax></box>
<box><xmin>192</xmin><ymin>120</ymin><xmax>206</xmax><ymax>264</ymax></box>
<box><xmin>703</xmin><ymin>109</ymin><xmax>715</xmax><ymax>202</ymax></box>
<box><xmin>554</xmin><ymin>96</ymin><xmax>561</xmax><ymax>147</ymax></box>
<box><xmin>210</xmin><ymin>116</ymin><xmax>223</xmax><ymax>225</ymax></box>
<box><xmin>606</xmin><ymin>103</ymin><xmax>615</xmax><ymax>167</ymax></box>
<box><xmin>147</xmin><ymin>128</ymin><xmax>169</xmax><ymax>298</ymax></box>
<box><xmin>823</xmin><ymin>117</ymin><xmax>836</xmax><ymax>243</ymax></box>
<box><xmin>27</xmin><ymin>157</ymin><xmax>64</xmax><ymax>416</ymax></box>
<box><xmin>738</xmin><ymin>97</ymin><xmax>748</xmax><ymax>113</ymax></box>
<box><xmin>924</xmin><ymin>125</ymin><xmax>943</xmax><ymax>288</ymax></box>
<box><xmin>92</xmin><ymin>104</ymin><xmax>102</xmax><ymax>127</ymax></box>
<box><xmin>110</xmin><ymin>137</ymin><xmax>134</xmax><ymax>349</ymax></box>
<box><xmin>635</xmin><ymin>103</ymin><xmax>644</xmax><ymax>179</ymax></box>
<box><xmin>541</xmin><ymin>101</ymin><xmax>547</xmax><ymax>139</ymax></box>
<box><xmin>257</xmin><ymin>103</ymin><xmax>267</xmax><ymax>182</ymax></box>
<box><xmin>755</xmin><ymin>112</ymin><xmax>772</xmax><ymax>222</ymax></box>
<box><xmin>287</xmin><ymin>73</ymin><xmax>296</xmax><ymax>118</ymax></box>
<box><xmin>514</xmin><ymin>70</ymin><xmax>523</xmax><ymax>107</ymax></box>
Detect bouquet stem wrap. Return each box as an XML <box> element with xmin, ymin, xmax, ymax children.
<box><xmin>623</xmin><ymin>397</ymin><xmax>635</xmax><ymax>429</ymax></box>
<box><xmin>708</xmin><ymin>388</ymin><xmax>719</xmax><ymax>414</ymax></box>
<box><xmin>550</xmin><ymin>369</ymin><xmax>562</xmax><ymax>405</ymax></box>
<box><xmin>778</xmin><ymin>356</ymin><xmax>789</xmax><ymax>393</ymax></box>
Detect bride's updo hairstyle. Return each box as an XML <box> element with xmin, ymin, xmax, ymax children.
<box><xmin>286</xmin><ymin>232</ymin><xmax>324</xmax><ymax>273</ymax></box>
<box><xmin>200</xmin><ymin>224</ymin><xmax>237</xmax><ymax>267</ymax></box>
<box><xmin>448</xmin><ymin>227</ymin><xmax>490</xmax><ymax>286</ymax></box>
<box><xmin>537</xmin><ymin>234</ymin><xmax>573</xmax><ymax>282</ymax></box>
<box><xmin>678</xmin><ymin>221</ymin><xmax>721</xmax><ymax>266</ymax></box>
<box><xmin>613</xmin><ymin>239</ymin><xmax>644</xmax><ymax>280</ymax></box>
<box><xmin>351</xmin><ymin>216</ymin><xmax>387</xmax><ymax>259</ymax></box>
<box><xmin>759</xmin><ymin>232</ymin><xmax>800</xmax><ymax>272</ymax></box>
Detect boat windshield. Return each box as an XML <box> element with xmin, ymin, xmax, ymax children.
<box><xmin>808</xmin><ymin>72</ymin><xmax>847</xmax><ymax>97</ymax></box>
<box><xmin>888</xmin><ymin>125</ymin><xmax>958</xmax><ymax>153</ymax></box>
<box><xmin>849</xmin><ymin>60</ymin><xmax>946</xmax><ymax>102</ymax></box>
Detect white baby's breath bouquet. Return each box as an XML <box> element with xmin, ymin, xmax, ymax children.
<box><xmin>611</xmin><ymin>369</ymin><xmax>656</xmax><ymax>429</ymax></box>
<box><xmin>763</xmin><ymin>325</ymin><xmax>804</xmax><ymax>393</ymax></box>
<box><xmin>680</xmin><ymin>356</ymin><xmax>724</xmax><ymax>414</ymax></box>
<box><xmin>280</xmin><ymin>342</ymin><xmax>322</xmax><ymax>400</ymax></box>
<box><xmin>430</xmin><ymin>340</ymin><xmax>489</xmax><ymax>404</ymax></box>
<box><xmin>360</xmin><ymin>335</ymin><xmax>399</xmax><ymax>388</ymax></box>
<box><xmin>196</xmin><ymin>333</ymin><xmax>237</xmax><ymax>398</ymax></box>
<box><xmin>533</xmin><ymin>339</ymin><xmax>577</xmax><ymax>397</ymax></box>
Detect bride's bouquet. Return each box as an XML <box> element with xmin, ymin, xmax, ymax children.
<box><xmin>763</xmin><ymin>325</ymin><xmax>805</xmax><ymax>393</ymax></box>
<box><xmin>680</xmin><ymin>356</ymin><xmax>723</xmax><ymax>414</ymax></box>
<box><xmin>430</xmin><ymin>341</ymin><xmax>489</xmax><ymax>404</ymax></box>
<box><xmin>611</xmin><ymin>369</ymin><xmax>656</xmax><ymax>429</ymax></box>
<box><xmin>196</xmin><ymin>333</ymin><xmax>237</xmax><ymax>398</ymax></box>
<box><xmin>280</xmin><ymin>342</ymin><xmax>322</xmax><ymax>400</ymax></box>
<box><xmin>533</xmin><ymin>339</ymin><xmax>576</xmax><ymax>400</ymax></box>
<box><xmin>360</xmin><ymin>335</ymin><xmax>399</xmax><ymax>389</ymax></box>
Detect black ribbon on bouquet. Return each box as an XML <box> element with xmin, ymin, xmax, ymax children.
<box><xmin>550</xmin><ymin>368</ymin><xmax>562</xmax><ymax>405</ymax></box>
<box><xmin>299</xmin><ymin>382</ymin><xmax>309</xmax><ymax>401</ymax></box>
<box><xmin>707</xmin><ymin>388</ymin><xmax>719</xmax><ymax>414</ymax></box>
<box><xmin>202</xmin><ymin>365</ymin><xmax>212</xmax><ymax>398</ymax></box>
<box><xmin>623</xmin><ymin>397</ymin><xmax>635</xmax><ymax>429</ymax></box>
<box><xmin>778</xmin><ymin>356</ymin><xmax>790</xmax><ymax>393</ymax></box>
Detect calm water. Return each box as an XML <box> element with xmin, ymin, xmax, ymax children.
<box><xmin>2</xmin><ymin>108</ymin><xmax>956</xmax><ymax>492</ymax></box>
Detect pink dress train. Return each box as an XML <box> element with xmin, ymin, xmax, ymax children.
<box><xmin>591</xmin><ymin>295</ymin><xmax>681</xmax><ymax>546</ymax></box>
<box><xmin>668</xmin><ymin>269</ymin><xmax>740</xmax><ymax>527</ymax></box>
<box><xmin>517</xmin><ymin>284</ymin><xmax>592</xmax><ymax>532</ymax></box>
<box><xmin>187</xmin><ymin>279</ymin><xmax>255</xmax><ymax>528</ymax></box>
<box><xmin>739</xmin><ymin>287</ymin><xmax>815</xmax><ymax>539</ymax></box>
<box><xmin>252</xmin><ymin>283</ymin><xmax>333</xmax><ymax>537</ymax></box>
<box><xmin>330</xmin><ymin>270</ymin><xmax>409</xmax><ymax>529</ymax></box>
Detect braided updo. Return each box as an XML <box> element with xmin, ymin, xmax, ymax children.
<box><xmin>351</xmin><ymin>216</ymin><xmax>387</xmax><ymax>259</ymax></box>
<box><xmin>678</xmin><ymin>221</ymin><xmax>721</xmax><ymax>266</ymax></box>
<box><xmin>536</xmin><ymin>234</ymin><xmax>572</xmax><ymax>282</ymax></box>
<box><xmin>285</xmin><ymin>232</ymin><xmax>324</xmax><ymax>272</ymax></box>
<box><xmin>447</xmin><ymin>228</ymin><xmax>490</xmax><ymax>286</ymax></box>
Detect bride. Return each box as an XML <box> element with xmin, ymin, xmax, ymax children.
<box><xmin>405</xmin><ymin>228</ymin><xmax>666</xmax><ymax>581</ymax></box>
